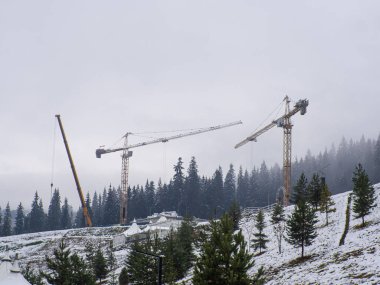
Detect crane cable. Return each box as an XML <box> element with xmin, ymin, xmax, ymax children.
<box><xmin>251</xmin><ymin>99</ymin><xmax>285</xmax><ymax>133</ymax></box>
<box><xmin>50</xmin><ymin>118</ymin><xmax>57</xmax><ymax>199</ymax></box>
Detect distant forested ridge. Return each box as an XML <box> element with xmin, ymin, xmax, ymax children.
<box><xmin>1</xmin><ymin>134</ymin><xmax>379</xmax><ymax>235</ymax></box>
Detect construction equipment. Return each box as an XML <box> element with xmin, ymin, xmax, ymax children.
<box><xmin>55</xmin><ymin>115</ymin><xmax>92</xmax><ymax>227</ymax></box>
<box><xmin>235</xmin><ymin>96</ymin><xmax>308</xmax><ymax>206</ymax></box>
<box><xmin>96</xmin><ymin>120</ymin><xmax>242</xmax><ymax>225</ymax></box>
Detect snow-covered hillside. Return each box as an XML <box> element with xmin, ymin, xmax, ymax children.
<box><xmin>1</xmin><ymin>185</ymin><xmax>379</xmax><ymax>284</ymax></box>
<box><xmin>242</xmin><ymin>183</ymin><xmax>380</xmax><ymax>285</ymax></box>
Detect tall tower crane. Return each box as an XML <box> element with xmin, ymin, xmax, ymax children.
<box><xmin>235</xmin><ymin>96</ymin><xmax>308</xmax><ymax>206</ymax></box>
<box><xmin>55</xmin><ymin>115</ymin><xmax>92</xmax><ymax>227</ymax></box>
<box><xmin>96</xmin><ymin>120</ymin><xmax>242</xmax><ymax>225</ymax></box>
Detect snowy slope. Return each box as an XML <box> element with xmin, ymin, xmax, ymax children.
<box><xmin>242</xmin><ymin>183</ymin><xmax>380</xmax><ymax>285</ymax></box>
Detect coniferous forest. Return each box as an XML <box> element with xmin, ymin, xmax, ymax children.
<box><xmin>1</xmin><ymin>134</ymin><xmax>379</xmax><ymax>236</ymax></box>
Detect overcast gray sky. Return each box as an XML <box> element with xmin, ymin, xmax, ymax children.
<box><xmin>1</xmin><ymin>1</ymin><xmax>379</xmax><ymax>210</ymax></box>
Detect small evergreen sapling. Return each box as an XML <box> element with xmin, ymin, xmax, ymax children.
<box><xmin>271</xmin><ymin>202</ymin><xmax>286</xmax><ymax>254</ymax></box>
<box><xmin>352</xmin><ymin>163</ymin><xmax>377</xmax><ymax>227</ymax></box>
<box><xmin>286</xmin><ymin>201</ymin><xmax>318</xmax><ymax>258</ymax></box>
<box><xmin>251</xmin><ymin>210</ymin><xmax>269</xmax><ymax>254</ymax></box>
<box><xmin>319</xmin><ymin>183</ymin><xmax>336</xmax><ymax>226</ymax></box>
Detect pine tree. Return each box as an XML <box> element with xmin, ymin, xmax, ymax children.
<box><xmin>271</xmin><ymin>202</ymin><xmax>286</xmax><ymax>254</ymax></box>
<box><xmin>74</xmin><ymin>207</ymin><xmax>85</xmax><ymax>228</ymax></box>
<box><xmin>352</xmin><ymin>163</ymin><xmax>377</xmax><ymax>226</ymax></box>
<box><xmin>144</xmin><ymin>180</ymin><xmax>155</xmax><ymax>216</ymax></box>
<box><xmin>85</xmin><ymin>192</ymin><xmax>93</xmax><ymax>222</ymax></box>
<box><xmin>183</xmin><ymin>157</ymin><xmax>201</xmax><ymax>217</ymax></box>
<box><xmin>91</xmin><ymin>192</ymin><xmax>100</xmax><ymax>226</ymax></box>
<box><xmin>373</xmin><ymin>134</ymin><xmax>380</xmax><ymax>183</ymax></box>
<box><xmin>125</xmin><ymin>235</ymin><xmax>160</xmax><ymax>284</ymax></box>
<box><xmin>2</xmin><ymin>202</ymin><xmax>12</xmax><ymax>236</ymax></box>
<box><xmin>193</xmin><ymin>214</ymin><xmax>255</xmax><ymax>285</ymax></box>
<box><xmin>93</xmin><ymin>246</ymin><xmax>108</xmax><ymax>283</ymax></box>
<box><xmin>207</xmin><ymin>167</ymin><xmax>224</xmax><ymax>218</ymax></box>
<box><xmin>103</xmin><ymin>185</ymin><xmax>119</xmax><ymax>225</ymax></box>
<box><xmin>30</xmin><ymin>192</ymin><xmax>44</xmax><ymax>233</ymax></box>
<box><xmin>251</xmin><ymin>210</ymin><xmax>269</xmax><ymax>254</ymax></box>
<box><xmin>291</xmin><ymin>173</ymin><xmax>308</xmax><ymax>205</ymax></box>
<box><xmin>307</xmin><ymin>174</ymin><xmax>322</xmax><ymax>210</ymax></box>
<box><xmin>319</xmin><ymin>183</ymin><xmax>336</xmax><ymax>226</ymax></box>
<box><xmin>175</xmin><ymin>218</ymin><xmax>194</xmax><ymax>278</ymax></box>
<box><xmin>61</xmin><ymin>198</ymin><xmax>72</xmax><ymax>229</ymax></box>
<box><xmin>23</xmin><ymin>263</ymin><xmax>44</xmax><ymax>285</ymax></box>
<box><xmin>236</xmin><ymin>166</ymin><xmax>248</xmax><ymax>208</ymax></box>
<box><xmin>14</xmin><ymin>202</ymin><xmax>25</xmax><ymax>235</ymax></box>
<box><xmin>48</xmin><ymin>189</ymin><xmax>62</xmax><ymax>231</ymax></box>
<box><xmin>41</xmin><ymin>240</ymin><xmax>95</xmax><ymax>285</ymax></box>
<box><xmin>228</xmin><ymin>200</ymin><xmax>241</xmax><ymax>231</ymax></box>
<box><xmin>286</xmin><ymin>201</ymin><xmax>318</xmax><ymax>258</ymax></box>
<box><xmin>172</xmin><ymin>157</ymin><xmax>185</xmax><ymax>214</ymax></box>
<box><xmin>107</xmin><ymin>242</ymin><xmax>118</xmax><ymax>285</ymax></box>
<box><xmin>118</xmin><ymin>267</ymin><xmax>129</xmax><ymax>285</ymax></box>
<box><xmin>224</xmin><ymin>164</ymin><xmax>236</xmax><ymax>210</ymax></box>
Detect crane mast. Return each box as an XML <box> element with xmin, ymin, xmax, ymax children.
<box><xmin>235</xmin><ymin>96</ymin><xmax>308</xmax><ymax>206</ymax></box>
<box><xmin>55</xmin><ymin>115</ymin><xmax>92</xmax><ymax>227</ymax></box>
<box><xmin>97</xmin><ymin>120</ymin><xmax>242</xmax><ymax>225</ymax></box>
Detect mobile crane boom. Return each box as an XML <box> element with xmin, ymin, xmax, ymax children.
<box><xmin>97</xmin><ymin>120</ymin><xmax>242</xmax><ymax>225</ymax></box>
<box><xmin>55</xmin><ymin>115</ymin><xmax>92</xmax><ymax>227</ymax></box>
<box><xmin>235</xmin><ymin>97</ymin><xmax>308</xmax><ymax>205</ymax></box>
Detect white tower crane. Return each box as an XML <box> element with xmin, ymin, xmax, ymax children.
<box><xmin>96</xmin><ymin>120</ymin><xmax>242</xmax><ymax>225</ymax></box>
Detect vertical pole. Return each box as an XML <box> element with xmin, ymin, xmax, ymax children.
<box><xmin>283</xmin><ymin>97</ymin><xmax>292</xmax><ymax>206</ymax></box>
<box><xmin>120</xmin><ymin>134</ymin><xmax>130</xmax><ymax>225</ymax></box>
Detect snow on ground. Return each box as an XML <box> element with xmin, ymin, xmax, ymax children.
<box><xmin>1</xmin><ymin>185</ymin><xmax>380</xmax><ymax>284</ymax></box>
<box><xmin>242</xmin><ymin>183</ymin><xmax>380</xmax><ymax>285</ymax></box>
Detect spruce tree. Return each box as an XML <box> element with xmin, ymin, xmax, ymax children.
<box><xmin>251</xmin><ymin>210</ymin><xmax>269</xmax><ymax>254</ymax></box>
<box><xmin>183</xmin><ymin>157</ymin><xmax>201</xmax><ymax>217</ymax></box>
<box><xmin>193</xmin><ymin>214</ymin><xmax>254</xmax><ymax>285</ymax></box>
<box><xmin>228</xmin><ymin>200</ymin><xmax>241</xmax><ymax>231</ymax></box>
<box><xmin>236</xmin><ymin>166</ymin><xmax>248</xmax><ymax>208</ymax></box>
<box><xmin>307</xmin><ymin>174</ymin><xmax>322</xmax><ymax>210</ymax></box>
<box><xmin>291</xmin><ymin>173</ymin><xmax>308</xmax><ymax>205</ymax></box>
<box><xmin>93</xmin><ymin>246</ymin><xmax>108</xmax><ymax>283</ymax></box>
<box><xmin>224</xmin><ymin>164</ymin><xmax>236</xmax><ymax>210</ymax></box>
<box><xmin>14</xmin><ymin>202</ymin><xmax>25</xmax><ymax>235</ymax></box>
<box><xmin>61</xmin><ymin>198</ymin><xmax>72</xmax><ymax>229</ymax></box>
<box><xmin>41</xmin><ymin>240</ymin><xmax>95</xmax><ymax>285</ymax></box>
<box><xmin>125</xmin><ymin>235</ymin><xmax>161</xmax><ymax>284</ymax></box>
<box><xmin>107</xmin><ymin>242</ymin><xmax>118</xmax><ymax>285</ymax></box>
<box><xmin>118</xmin><ymin>268</ymin><xmax>129</xmax><ymax>285</ymax></box>
<box><xmin>23</xmin><ymin>263</ymin><xmax>44</xmax><ymax>285</ymax></box>
<box><xmin>144</xmin><ymin>180</ymin><xmax>155</xmax><ymax>216</ymax></box>
<box><xmin>352</xmin><ymin>163</ymin><xmax>377</xmax><ymax>226</ymax></box>
<box><xmin>286</xmin><ymin>201</ymin><xmax>318</xmax><ymax>258</ymax></box>
<box><xmin>2</xmin><ymin>202</ymin><xmax>12</xmax><ymax>236</ymax></box>
<box><xmin>103</xmin><ymin>185</ymin><xmax>119</xmax><ymax>225</ymax></box>
<box><xmin>30</xmin><ymin>192</ymin><xmax>44</xmax><ymax>233</ymax></box>
<box><xmin>48</xmin><ymin>189</ymin><xmax>62</xmax><ymax>231</ymax></box>
<box><xmin>319</xmin><ymin>183</ymin><xmax>336</xmax><ymax>226</ymax></box>
<box><xmin>85</xmin><ymin>193</ymin><xmax>93</xmax><ymax>222</ymax></box>
<box><xmin>271</xmin><ymin>202</ymin><xmax>286</xmax><ymax>254</ymax></box>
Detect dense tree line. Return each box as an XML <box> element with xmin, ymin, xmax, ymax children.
<box><xmin>3</xmin><ymin>134</ymin><xmax>379</xmax><ymax>236</ymax></box>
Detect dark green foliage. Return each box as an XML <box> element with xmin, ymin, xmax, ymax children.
<box><xmin>48</xmin><ymin>189</ymin><xmax>62</xmax><ymax>231</ymax></box>
<box><xmin>103</xmin><ymin>185</ymin><xmax>119</xmax><ymax>225</ymax></box>
<box><xmin>251</xmin><ymin>210</ymin><xmax>269</xmax><ymax>253</ymax></box>
<box><xmin>183</xmin><ymin>156</ymin><xmax>201</xmax><ymax>217</ymax></box>
<box><xmin>339</xmin><ymin>194</ymin><xmax>352</xmax><ymax>246</ymax></box>
<box><xmin>14</xmin><ymin>202</ymin><xmax>25</xmax><ymax>235</ymax></box>
<box><xmin>291</xmin><ymin>173</ymin><xmax>308</xmax><ymax>205</ymax></box>
<box><xmin>237</xmin><ymin>167</ymin><xmax>249</xmax><ymax>208</ymax></box>
<box><xmin>207</xmin><ymin>167</ymin><xmax>224</xmax><ymax>218</ymax></box>
<box><xmin>307</xmin><ymin>174</ymin><xmax>322</xmax><ymax>210</ymax></box>
<box><xmin>271</xmin><ymin>202</ymin><xmax>286</xmax><ymax>254</ymax></box>
<box><xmin>41</xmin><ymin>240</ymin><xmax>95</xmax><ymax>285</ymax></box>
<box><xmin>228</xmin><ymin>200</ymin><xmax>241</xmax><ymax>231</ymax></box>
<box><xmin>60</xmin><ymin>198</ymin><xmax>72</xmax><ymax>229</ymax></box>
<box><xmin>145</xmin><ymin>180</ymin><xmax>155</xmax><ymax>216</ymax></box>
<box><xmin>352</xmin><ymin>163</ymin><xmax>377</xmax><ymax>226</ymax></box>
<box><xmin>224</xmin><ymin>164</ymin><xmax>236</xmax><ymax>210</ymax></box>
<box><xmin>2</xmin><ymin>202</ymin><xmax>12</xmax><ymax>236</ymax></box>
<box><xmin>320</xmin><ymin>183</ymin><xmax>336</xmax><ymax>226</ymax></box>
<box><xmin>74</xmin><ymin>207</ymin><xmax>85</xmax><ymax>228</ymax></box>
<box><xmin>286</xmin><ymin>201</ymin><xmax>318</xmax><ymax>258</ymax></box>
<box><xmin>373</xmin><ymin>134</ymin><xmax>380</xmax><ymax>183</ymax></box>
<box><xmin>93</xmin><ymin>246</ymin><xmax>108</xmax><ymax>282</ymax></box>
<box><xmin>29</xmin><ymin>192</ymin><xmax>45</xmax><ymax>233</ymax></box>
<box><xmin>193</xmin><ymin>214</ymin><xmax>255</xmax><ymax>285</ymax></box>
<box><xmin>107</xmin><ymin>242</ymin><xmax>118</xmax><ymax>285</ymax></box>
<box><xmin>172</xmin><ymin>157</ymin><xmax>185</xmax><ymax>213</ymax></box>
<box><xmin>125</xmin><ymin>235</ymin><xmax>161</xmax><ymax>285</ymax></box>
<box><xmin>118</xmin><ymin>267</ymin><xmax>129</xmax><ymax>285</ymax></box>
<box><xmin>22</xmin><ymin>263</ymin><xmax>44</xmax><ymax>285</ymax></box>
<box><xmin>85</xmin><ymin>192</ymin><xmax>93</xmax><ymax>222</ymax></box>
